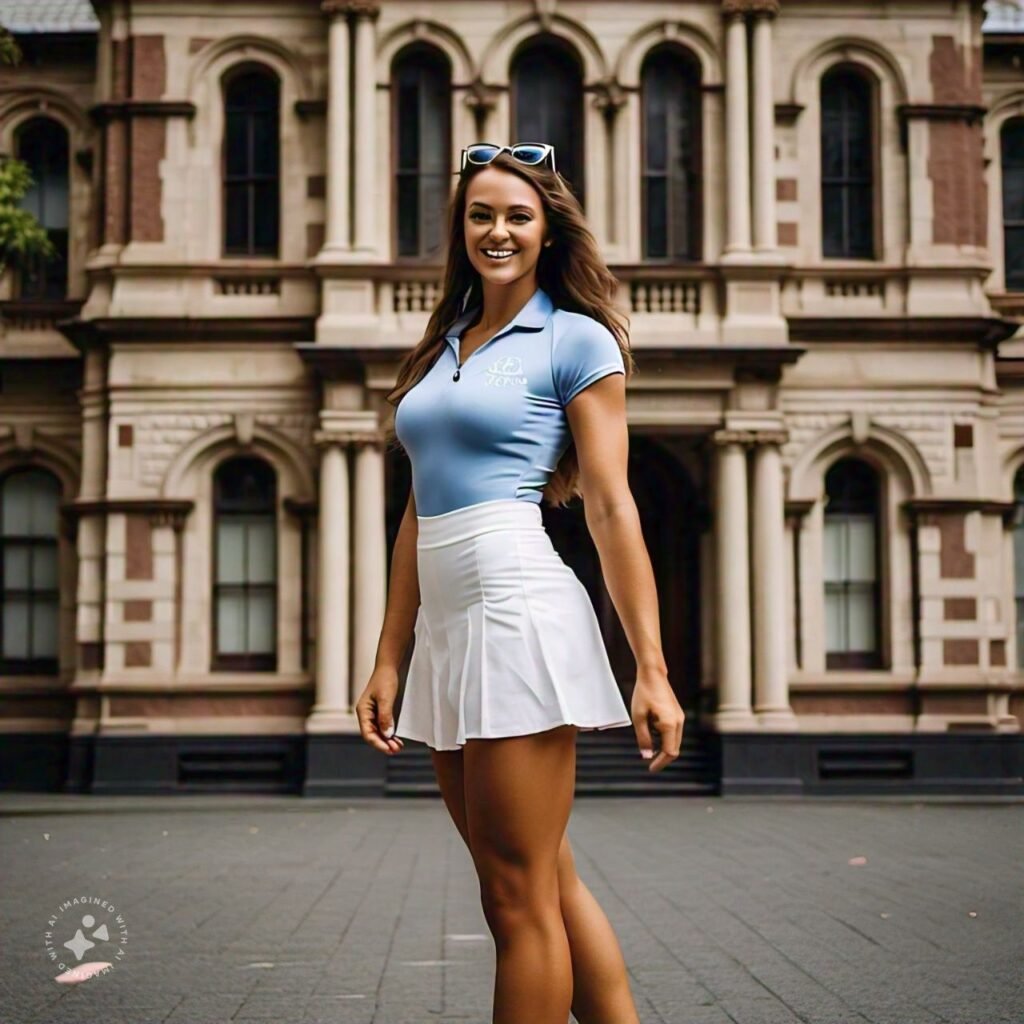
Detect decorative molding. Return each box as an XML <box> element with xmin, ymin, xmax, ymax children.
<box><xmin>294</xmin><ymin>99</ymin><xmax>327</xmax><ymax>120</ymax></box>
<box><xmin>58</xmin><ymin>316</ymin><xmax>315</xmax><ymax>347</ymax></box>
<box><xmin>591</xmin><ymin>76</ymin><xmax>628</xmax><ymax>119</ymax></box>
<box><xmin>754</xmin><ymin>429</ymin><xmax>790</xmax><ymax>447</ymax></box>
<box><xmin>88</xmin><ymin>101</ymin><xmax>196</xmax><ymax>124</ymax></box>
<box><xmin>897</xmin><ymin>103</ymin><xmax>987</xmax><ymax>124</ymax></box>
<box><xmin>63</xmin><ymin>499</ymin><xmax>195</xmax><ymax>531</ymax></box>
<box><xmin>712</xmin><ymin>428</ymin><xmax>758</xmax><ymax>447</ymax></box>
<box><xmin>233</xmin><ymin>413</ymin><xmax>256</xmax><ymax>448</ymax></box>
<box><xmin>313</xmin><ymin>429</ymin><xmax>382</xmax><ymax>449</ymax></box>
<box><xmin>321</xmin><ymin>0</ymin><xmax>380</xmax><ymax>18</ymax></box>
<box><xmin>775</xmin><ymin>102</ymin><xmax>804</xmax><ymax>124</ymax></box>
<box><xmin>722</xmin><ymin>0</ymin><xmax>780</xmax><ymax>14</ymax></box>
<box><xmin>463</xmin><ymin>75</ymin><xmax>500</xmax><ymax>117</ymax></box>
<box><xmin>903</xmin><ymin>497</ymin><xmax>1017</xmax><ymax>526</ymax></box>
<box><xmin>787</xmin><ymin>316</ymin><xmax>1017</xmax><ymax>348</ymax></box>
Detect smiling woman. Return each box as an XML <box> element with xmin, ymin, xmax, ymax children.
<box><xmin>356</xmin><ymin>146</ymin><xmax>683</xmax><ymax>1023</ymax></box>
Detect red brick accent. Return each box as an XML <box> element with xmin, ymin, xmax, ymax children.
<box><xmin>943</xmin><ymin>597</ymin><xmax>976</xmax><ymax>621</ymax></box>
<box><xmin>990</xmin><ymin>639</ymin><xmax>1007</xmax><ymax>667</ymax></box>
<box><xmin>778</xmin><ymin>222</ymin><xmax>798</xmax><ymax>246</ymax></box>
<box><xmin>937</xmin><ymin>515</ymin><xmax>974</xmax><ymax>579</ymax></box>
<box><xmin>131</xmin><ymin>36</ymin><xmax>166</xmax><ymax>101</ymax></box>
<box><xmin>776</xmin><ymin>178</ymin><xmax>797</xmax><ymax>202</ymax></box>
<box><xmin>125</xmin><ymin>516</ymin><xmax>153</xmax><ymax>580</ymax></box>
<box><xmin>118</xmin><ymin>424</ymin><xmax>134</xmax><ymax>447</ymax></box>
<box><xmin>789</xmin><ymin>692</ymin><xmax>914</xmax><ymax>715</ymax></box>
<box><xmin>0</xmin><ymin>697</ymin><xmax>73</xmax><ymax>719</ymax></box>
<box><xmin>124</xmin><ymin>641</ymin><xmax>152</xmax><ymax>668</ymax></box>
<box><xmin>103</xmin><ymin>119</ymin><xmax>128</xmax><ymax>246</ymax></box>
<box><xmin>953</xmin><ymin>423</ymin><xmax>973</xmax><ymax>448</ymax></box>
<box><xmin>123</xmin><ymin>599</ymin><xmax>152</xmax><ymax>622</ymax></box>
<box><xmin>921</xmin><ymin>692</ymin><xmax>988</xmax><ymax>716</ymax></box>
<box><xmin>943</xmin><ymin>638</ymin><xmax>979</xmax><ymax>665</ymax></box>
<box><xmin>130</xmin><ymin>117</ymin><xmax>167</xmax><ymax>242</ymax></box>
<box><xmin>108</xmin><ymin>694</ymin><xmax>310</xmax><ymax>717</ymax></box>
<box><xmin>307</xmin><ymin>175</ymin><xmax>326</xmax><ymax>199</ymax></box>
<box><xmin>928</xmin><ymin>37</ymin><xmax>986</xmax><ymax>247</ymax></box>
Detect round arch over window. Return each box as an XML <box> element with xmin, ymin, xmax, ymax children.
<box><xmin>392</xmin><ymin>43</ymin><xmax>452</xmax><ymax>260</ymax></box>
<box><xmin>820</xmin><ymin>65</ymin><xmax>876</xmax><ymax>259</ymax></box>
<box><xmin>212</xmin><ymin>456</ymin><xmax>278</xmax><ymax>671</ymax></box>
<box><xmin>511</xmin><ymin>38</ymin><xmax>585</xmax><ymax>205</ymax></box>
<box><xmin>222</xmin><ymin>65</ymin><xmax>281</xmax><ymax>257</ymax></box>
<box><xmin>14</xmin><ymin>116</ymin><xmax>69</xmax><ymax>299</ymax></box>
<box><xmin>640</xmin><ymin>45</ymin><xmax>702</xmax><ymax>261</ymax></box>
<box><xmin>1</xmin><ymin>467</ymin><xmax>61</xmax><ymax>673</ymax></box>
<box><xmin>823</xmin><ymin>457</ymin><xmax>883</xmax><ymax>669</ymax></box>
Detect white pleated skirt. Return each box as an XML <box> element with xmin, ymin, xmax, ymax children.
<box><xmin>395</xmin><ymin>498</ymin><xmax>633</xmax><ymax>751</ymax></box>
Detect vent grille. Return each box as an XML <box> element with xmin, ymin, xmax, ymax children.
<box><xmin>817</xmin><ymin>747</ymin><xmax>913</xmax><ymax>780</ymax></box>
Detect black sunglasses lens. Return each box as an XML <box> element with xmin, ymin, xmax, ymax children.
<box><xmin>511</xmin><ymin>145</ymin><xmax>548</xmax><ymax>165</ymax></box>
<box><xmin>467</xmin><ymin>145</ymin><xmax>501</xmax><ymax>165</ymax></box>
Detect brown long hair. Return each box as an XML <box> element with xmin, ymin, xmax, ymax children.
<box><xmin>384</xmin><ymin>152</ymin><xmax>635</xmax><ymax>507</ymax></box>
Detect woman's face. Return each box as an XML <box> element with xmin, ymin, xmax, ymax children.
<box><xmin>463</xmin><ymin>166</ymin><xmax>549</xmax><ymax>286</ymax></box>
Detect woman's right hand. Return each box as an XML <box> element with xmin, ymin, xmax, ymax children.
<box><xmin>355</xmin><ymin>667</ymin><xmax>405</xmax><ymax>755</ymax></box>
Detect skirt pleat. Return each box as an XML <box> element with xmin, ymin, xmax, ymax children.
<box><xmin>395</xmin><ymin>498</ymin><xmax>632</xmax><ymax>751</ymax></box>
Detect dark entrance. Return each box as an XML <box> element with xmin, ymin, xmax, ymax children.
<box><xmin>541</xmin><ymin>435</ymin><xmax>706</xmax><ymax>716</ymax></box>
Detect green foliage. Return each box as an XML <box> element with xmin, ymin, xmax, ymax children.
<box><xmin>0</xmin><ymin>27</ymin><xmax>20</xmax><ymax>66</ymax></box>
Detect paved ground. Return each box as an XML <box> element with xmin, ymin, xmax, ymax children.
<box><xmin>0</xmin><ymin>794</ymin><xmax>1021</xmax><ymax>1024</ymax></box>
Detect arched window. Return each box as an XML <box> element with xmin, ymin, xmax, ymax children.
<box><xmin>14</xmin><ymin>117</ymin><xmax>70</xmax><ymax>299</ymax></box>
<box><xmin>393</xmin><ymin>45</ymin><xmax>451</xmax><ymax>260</ymax></box>
<box><xmin>223</xmin><ymin>66</ymin><xmax>280</xmax><ymax>256</ymax></box>
<box><xmin>511</xmin><ymin>40</ymin><xmax>584</xmax><ymax>205</ymax></box>
<box><xmin>1001</xmin><ymin>119</ymin><xmax>1024</xmax><ymax>291</ymax></box>
<box><xmin>823</xmin><ymin>458</ymin><xmax>882</xmax><ymax>669</ymax></box>
<box><xmin>1014</xmin><ymin>465</ymin><xmax>1024</xmax><ymax>668</ymax></box>
<box><xmin>212</xmin><ymin>457</ymin><xmax>277</xmax><ymax>670</ymax></box>
<box><xmin>641</xmin><ymin>46</ymin><xmax>702</xmax><ymax>261</ymax></box>
<box><xmin>1</xmin><ymin>468</ymin><xmax>61</xmax><ymax>673</ymax></box>
<box><xmin>821</xmin><ymin>67</ymin><xmax>875</xmax><ymax>259</ymax></box>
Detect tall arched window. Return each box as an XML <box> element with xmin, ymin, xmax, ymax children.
<box><xmin>511</xmin><ymin>40</ymin><xmax>584</xmax><ymax>205</ymax></box>
<box><xmin>1001</xmin><ymin>119</ymin><xmax>1024</xmax><ymax>291</ymax></box>
<box><xmin>1</xmin><ymin>468</ymin><xmax>61</xmax><ymax>674</ymax></box>
<box><xmin>212</xmin><ymin>457</ymin><xmax>277</xmax><ymax>671</ymax></box>
<box><xmin>641</xmin><ymin>46</ymin><xmax>702</xmax><ymax>261</ymax></box>
<box><xmin>821</xmin><ymin>66</ymin><xmax>875</xmax><ymax>259</ymax></box>
<box><xmin>14</xmin><ymin>117</ymin><xmax>70</xmax><ymax>299</ymax></box>
<box><xmin>392</xmin><ymin>45</ymin><xmax>451</xmax><ymax>260</ymax></box>
<box><xmin>223</xmin><ymin>66</ymin><xmax>280</xmax><ymax>256</ymax></box>
<box><xmin>823</xmin><ymin>458</ymin><xmax>882</xmax><ymax>669</ymax></box>
<box><xmin>1014</xmin><ymin>465</ymin><xmax>1024</xmax><ymax>668</ymax></box>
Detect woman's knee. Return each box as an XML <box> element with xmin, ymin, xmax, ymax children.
<box><xmin>475</xmin><ymin>853</ymin><xmax>560</xmax><ymax>934</ymax></box>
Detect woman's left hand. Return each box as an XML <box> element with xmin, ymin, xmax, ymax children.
<box><xmin>630</xmin><ymin>668</ymin><xmax>685</xmax><ymax>773</ymax></box>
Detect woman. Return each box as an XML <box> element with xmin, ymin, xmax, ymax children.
<box><xmin>355</xmin><ymin>143</ymin><xmax>685</xmax><ymax>1024</ymax></box>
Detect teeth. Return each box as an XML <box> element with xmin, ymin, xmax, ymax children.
<box><xmin>484</xmin><ymin>249</ymin><xmax>516</xmax><ymax>258</ymax></box>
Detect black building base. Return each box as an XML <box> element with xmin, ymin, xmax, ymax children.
<box><xmin>2</xmin><ymin>731</ymin><xmax>1022</xmax><ymax>796</ymax></box>
<box><xmin>719</xmin><ymin>732</ymin><xmax>1024</xmax><ymax>795</ymax></box>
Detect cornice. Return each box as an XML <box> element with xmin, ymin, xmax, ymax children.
<box><xmin>903</xmin><ymin>497</ymin><xmax>1017</xmax><ymax>526</ymax></box>
<box><xmin>722</xmin><ymin>0</ymin><xmax>780</xmax><ymax>16</ymax></box>
<box><xmin>89</xmin><ymin>101</ymin><xmax>196</xmax><ymax>124</ymax></box>
<box><xmin>321</xmin><ymin>0</ymin><xmax>380</xmax><ymax>18</ymax></box>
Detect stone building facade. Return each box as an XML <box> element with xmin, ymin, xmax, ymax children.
<box><xmin>1</xmin><ymin>0</ymin><xmax>1022</xmax><ymax>794</ymax></box>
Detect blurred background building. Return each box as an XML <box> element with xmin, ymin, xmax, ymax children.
<box><xmin>1</xmin><ymin>0</ymin><xmax>1022</xmax><ymax>795</ymax></box>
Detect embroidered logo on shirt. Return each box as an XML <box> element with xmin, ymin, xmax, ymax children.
<box><xmin>484</xmin><ymin>355</ymin><xmax>527</xmax><ymax>388</ymax></box>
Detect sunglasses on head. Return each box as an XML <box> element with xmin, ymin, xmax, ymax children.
<box><xmin>458</xmin><ymin>142</ymin><xmax>557</xmax><ymax>176</ymax></box>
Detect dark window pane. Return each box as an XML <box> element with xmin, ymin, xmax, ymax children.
<box><xmin>512</xmin><ymin>42</ymin><xmax>584</xmax><ymax>205</ymax></box>
<box><xmin>1005</xmin><ymin>227</ymin><xmax>1024</xmax><ymax>289</ymax></box>
<box><xmin>252</xmin><ymin>182</ymin><xmax>279</xmax><ymax>252</ymax></box>
<box><xmin>225</xmin><ymin>111</ymin><xmax>248</xmax><ymax>177</ymax></box>
<box><xmin>224</xmin><ymin>183</ymin><xmax>248</xmax><ymax>252</ymax></box>
<box><xmin>392</xmin><ymin>47</ymin><xmax>451</xmax><ymax>259</ymax></box>
<box><xmin>821</xmin><ymin>68</ymin><xmax>875</xmax><ymax>258</ymax></box>
<box><xmin>1002</xmin><ymin>120</ymin><xmax>1024</xmax><ymax>290</ymax></box>
<box><xmin>645</xmin><ymin>177</ymin><xmax>667</xmax><ymax>258</ymax></box>
<box><xmin>251</xmin><ymin>111</ymin><xmax>279</xmax><ymax>176</ymax></box>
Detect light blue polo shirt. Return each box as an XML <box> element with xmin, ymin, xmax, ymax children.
<box><xmin>394</xmin><ymin>286</ymin><xmax>626</xmax><ymax>517</ymax></box>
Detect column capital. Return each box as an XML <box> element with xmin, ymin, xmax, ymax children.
<box><xmin>591</xmin><ymin>76</ymin><xmax>628</xmax><ymax>119</ymax></box>
<box><xmin>321</xmin><ymin>0</ymin><xmax>379</xmax><ymax>19</ymax></box>
<box><xmin>712</xmin><ymin>428</ymin><xmax>757</xmax><ymax>448</ymax></box>
<box><xmin>463</xmin><ymin>75</ymin><xmax>500</xmax><ymax>115</ymax></box>
<box><xmin>314</xmin><ymin>429</ymin><xmax>382</xmax><ymax>450</ymax></box>
<box><xmin>722</xmin><ymin>0</ymin><xmax>780</xmax><ymax>15</ymax></box>
<box><xmin>753</xmin><ymin>428</ymin><xmax>789</xmax><ymax>447</ymax></box>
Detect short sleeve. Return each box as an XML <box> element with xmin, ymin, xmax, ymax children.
<box><xmin>552</xmin><ymin>315</ymin><xmax>626</xmax><ymax>407</ymax></box>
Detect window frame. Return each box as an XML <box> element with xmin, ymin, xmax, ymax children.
<box><xmin>1013</xmin><ymin>465</ymin><xmax>1024</xmax><ymax>670</ymax></box>
<box><xmin>391</xmin><ymin>43</ymin><xmax>452</xmax><ymax>263</ymax></box>
<box><xmin>0</xmin><ymin>467</ymin><xmax>61</xmax><ymax>676</ymax></box>
<box><xmin>221</xmin><ymin>63</ymin><xmax>281</xmax><ymax>259</ymax></box>
<box><xmin>640</xmin><ymin>44</ymin><xmax>704</xmax><ymax>263</ymax></box>
<box><xmin>820</xmin><ymin>64</ymin><xmax>879</xmax><ymax>261</ymax></box>
<box><xmin>822</xmin><ymin>457</ymin><xmax>884</xmax><ymax>670</ymax></box>
<box><xmin>1001</xmin><ymin>117</ymin><xmax>1024</xmax><ymax>293</ymax></box>
<box><xmin>210</xmin><ymin>456</ymin><xmax>279</xmax><ymax>672</ymax></box>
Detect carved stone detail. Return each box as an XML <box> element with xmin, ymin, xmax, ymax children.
<box><xmin>463</xmin><ymin>76</ymin><xmax>500</xmax><ymax>116</ymax></box>
<box><xmin>321</xmin><ymin>0</ymin><xmax>380</xmax><ymax>18</ymax></box>
<box><xmin>592</xmin><ymin>76</ymin><xmax>628</xmax><ymax>119</ymax></box>
<box><xmin>722</xmin><ymin>0</ymin><xmax>780</xmax><ymax>14</ymax></box>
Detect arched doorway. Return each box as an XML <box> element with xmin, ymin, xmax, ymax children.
<box><xmin>541</xmin><ymin>435</ymin><xmax>705</xmax><ymax>715</ymax></box>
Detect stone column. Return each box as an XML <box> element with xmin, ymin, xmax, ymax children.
<box><xmin>750</xmin><ymin>3</ymin><xmax>779</xmax><ymax>252</ymax></box>
<box><xmin>351</xmin><ymin>435</ymin><xmax>388</xmax><ymax>699</ymax></box>
<box><xmin>722</xmin><ymin>2</ymin><xmax>752</xmax><ymax>255</ymax></box>
<box><xmin>713</xmin><ymin>431</ymin><xmax>756</xmax><ymax>728</ymax></box>
<box><xmin>351</xmin><ymin>2</ymin><xmax>380</xmax><ymax>253</ymax></box>
<box><xmin>320</xmin><ymin>2</ymin><xmax>352</xmax><ymax>253</ymax></box>
<box><xmin>751</xmin><ymin>432</ymin><xmax>797</xmax><ymax>727</ymax></box>
<box><xmin>307</xmin><ymin>437</ymin><xmax>353</xmax><ymax>731</ymax></box>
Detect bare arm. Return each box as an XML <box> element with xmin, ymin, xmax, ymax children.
<box><xmin>566</xmin><ymin>373</ymin><xmax>685</xmax><ymax>771</ymax></box>
<box><xmin>355</xmin><ymin>485</ymin><xmax>420</xmax><ymax>754</ymax></box>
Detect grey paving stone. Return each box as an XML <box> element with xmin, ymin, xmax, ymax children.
<box><xmin>0</xmin><ymin>795</ymin><xmax>1020</xmax><ymax>1024</ymax></box>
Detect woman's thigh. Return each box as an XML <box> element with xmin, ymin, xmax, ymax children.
<box><xmin>462</xmin><ymin>725</ymin><xmax>577</xmax><ymax>902</ymax></box>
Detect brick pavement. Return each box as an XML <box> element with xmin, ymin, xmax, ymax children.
<box><xmin>0</xmin><ymin>795</ymin><xmax>1021</xmax><ymax>1024</ymax></box>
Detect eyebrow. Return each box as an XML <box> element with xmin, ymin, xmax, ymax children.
<box><xmin>467</xmin><ymin>202</ymin><xmax>536</xmax><ymax>213</ymax></box>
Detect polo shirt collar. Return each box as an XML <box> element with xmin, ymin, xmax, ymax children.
<box><xmin>444</xmin><ymin>286</ymin><xmax>554</xmax><ymax>356</ymax></box>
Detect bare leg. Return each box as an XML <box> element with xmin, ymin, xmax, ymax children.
<box><xmin>432</xmin><ymin>734</ymin><xmax>640</xmax><ymax>1024</ymax></box>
